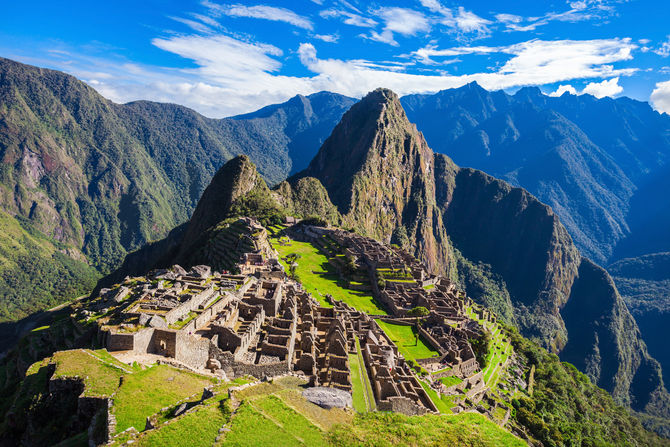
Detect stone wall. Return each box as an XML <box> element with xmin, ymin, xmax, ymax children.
<box><xmin>175</xmin><ymin>332</ymin><xmax>210</xmax><ymax>369</ymax></box>
<box><xmin>106</xmin><ymin>332</ymin><xmax>135</xmax><ymax>351</ymax></box>
<box><xmin>377</xmin><ymin>396</ymin><xmax>431</xmax><ymax>416</ymax></box>
<box><xmin>151</xmin><ymin>329</ymin><xmax>177</xmax><ymax>357</ymax></box>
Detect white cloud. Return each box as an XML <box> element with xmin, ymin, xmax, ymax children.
<box><xmin>35</xmin><ymin>35</ymin><xmax>637</xmax><ymax>118</ymax></box>
<box><xmin>204</xmin><ymin>2</ymin><xmax>313</xmax><ymax>30</ymax></box>
<box><xmin>548</xmin><ymin>77</ymin><xmax>623</xmax><ymax>98</ymax></box>
<box><xmin>650</xmin><ymin>80</ymin><xmax>670</xmax><ymax>114</ymax></box>
<box><xmin>169</xmin><ymin>16</ymin><xmax>215</xmax><ymax>34</ymax></box>
<box><xmin>320</xmin><ymin>9</ymin><xmax>377</xmax><ymax>28</ymax></box>
<box><xmin>454</xmin><ymin>7</ymin><xmax>492</xmax><ymax>34</ymax></box>
<box><xmin>367</xmin><ymin>7</ymin><xmax>431</xmax><ymax>46</ymax></box>
<box><xmin>412</xmin><ymin>45</ymin><xmax>497</xmax><ymax>64</ymax></box>
<box><xmin>549</xmin><ymin>84</ymin><xmax>578</xmax><ymax>96</ymax></box>
<box><xmin>314</xmin><ymin>34</ymin><xmax>339</xmax><ymax>43</ymax></box>
<box><xmin>497</xmin><ymin>1</ymin><xmax>609</xmax><ymax>33</ymax></box>
<box><xmin>654</xmin><ymin>36</ymin><xmax>670</xmax><ymax>57</ymax></box>
<box><xmin>496</xmin><ymin>13</ymin><xmax>523</xmax><ymax>24</ymax></box>
<box><xmin>419</xmin><ymin>1</ymin><xmax>492</xmax><ymax>37</ymax></box>
<box><xmin>582</xmin><ymin>77</ymin><xmax>623</xmax><ymax>98</ymax></box>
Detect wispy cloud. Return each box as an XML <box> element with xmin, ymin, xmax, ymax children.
<box><xmin>319</xmin><ymin>9</ymin><xmax>377</xmax><ymax>28</ymax></box>
<box><xmin>495</xmin><ymin>1</ymin><xmax>614</xmax><ymax>33</ymax></box>
<box><xmin>419</xmin><ymin>0</ymin><xmax>492</xmax><ymax>38</ymax></box>
<box><xmin>314</xmin><ymin>34</ymin><xmax>339</xmax><ymax>43</ymax></box>
<box><xmin>367</xmin><ymin>7</ymin><xmax>431</xmax><ymax>46</ymax></box>
<box><xmin>58</xmin><ymin>35</ymin><xmax>636</xmax><ymax>117</ymax></box>
<box><xmin>203</xmin><ymin>2</ymin><xmax>313</xmax><ymax>30</ymax></box>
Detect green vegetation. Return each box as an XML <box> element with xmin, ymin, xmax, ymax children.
<box><xmin>0</xmin><ymin>211</ymin><xmax>99</xmax><ymax>322</ymax></box>
<box><xmin>136</xmin><ymin>399</ymin><xmax>229</xmax><ymax>447</ymax></box>
<box><xmin>51</xmin><ymin>350</ymin><xmax>125</xmax><ymax>397</ymax></box>
<box><xmin>271</xmin><ymin>237</ymin><xmax>386</xmax><ymax>314</ymax></box>
<box><xmin>328</xmin><ymin>411</ymin><xmax>526</xmax><ymax>446</ymax></box>
<box><xmin>349</xmin><ymin>337</ymin><xmax>375</xmax><ymax>412</ymax></box>
<box><xmin>439</xmin><ymin>376</ymin><xmax>463</xmax><ymax>387</ymax></box>
<box><xmin>376</xmin><ymin>320</ymin><xmax>438</xmax><ymax>362</ymax></box>
<box><xmin>113</xmin><ymin>365</ymin><xmax>217</xmax><ymax>433</ymax></box>
<box><xmin>509</xmin><ymin>329</ymin><xmax>666</xmax><ymax>446</ymax></box>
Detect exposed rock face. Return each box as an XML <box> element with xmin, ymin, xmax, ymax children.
<box><xmin>302</xmin><ymin>386</ymin><xmax>352</xmax><ymax>409</ymax></box>
<box><xmin>442</xmin><ymin>166</ymin><xmax>580</xmax><ymax>348</ymax></box>
<box><xmin>298</xmin><ymin>88</ymin><xmax>453</xmax><ymax>275</ymax></box>
<box><xmin>561</xmin><ymin>258</ymin><xmax>668</xmax><ymax>422</ymax></box>
<box><xmin>177</xmin><ymin>155</ymin><xmax>267</xmax><ymax>258</ymax></box>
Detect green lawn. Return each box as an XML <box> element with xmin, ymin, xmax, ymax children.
<box><xmin>419</xmin><ymin>380</ymin><xmax>451</xmax><ymax>413</ymax></box>
<box><xmin>136</xmin><ymin>400</ymin><xmax>229</xmax><ymax>447</ymax></box>
<box><xmin>220</xmin><ymin>395</ymin><xmax>326</xmax><ymax>446</ymax></box>
<box><xmin>51</xmin><ymin>349</ymin><xmax>124</xmax><ymax>397</ymax></box>
<box><xmin>271</xmin><ymin>237</ymin><xmax>387</xmax><ymax>315</ymax></box>
<box><xmin>349</xmin><ymin>353</ymin><xmax>368</xmax><ymax>412</ymax></box>
<box><xmin>328</xmin><ymin>410</ymin><xmax>526</xmax><ymax>446</ymax></box>
<box><xmin>113</xmin><ymin>365</ymin><xmax>217</xmax><ymax>433</ymax></box>
<box><xmin>376</xmin><ymin>320</ymin><xmax>439</xmax><ymax>362</ymax></box>
<box><xmin>439</xmin><ymin>376</ymin><xmax>463</xmax><ymax>388</ymax></box>
<box><xmin>349</xmin><ymin>337</ymin><xmax>375</xmax><ymax>412</ymax></box>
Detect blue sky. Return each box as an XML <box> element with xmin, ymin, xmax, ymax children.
<box><xmin>2</xmin><ymin>0</ymin><xmax>670</xmax><ymax>117</ymax></box>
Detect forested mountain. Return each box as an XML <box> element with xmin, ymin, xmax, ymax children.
<box><xmin>0</xmin><ymin>57</ymin><xmax>354</xmax><ymax>322</ymax></box>
<box><xmin>401</xmin><ymin>82</ymin><xmax>670</xmax><ymax>265</ymax></box>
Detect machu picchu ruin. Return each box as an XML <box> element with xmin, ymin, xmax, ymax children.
<box><xmin>74</xmin><ymin>218</ymin><xmax>522</xmax><ymax>439</ymax></box>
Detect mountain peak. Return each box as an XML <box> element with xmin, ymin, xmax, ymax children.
<box><xmin>298</xmin><ymin>88</ymin><xmax>426</xmax><ymax>213</ymax></box>
<box><xmin>177</xmin><ymin>154</ymin><xmax>266</xmax><ymax>256</ymax></box>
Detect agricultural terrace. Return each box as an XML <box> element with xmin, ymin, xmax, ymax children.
<box><xmin>270</xmin><ymin>234</ymin><xmax>387</xmax><ymax>315</ymax></box>
<box><xmin>349</xmin><ymin>337</ymin><xmax>376</xmax><ymax>412</ymax></box>
<box><xmin>466</xmin><ymin>305</ymin><xmax>512</xmax><ymax>388</ymax></box>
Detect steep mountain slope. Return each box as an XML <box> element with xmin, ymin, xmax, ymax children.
<box><xmin>101</xmin><ymin>155</ymin><xmax>339</xmax><ymax>285</ymax></box>
<box><xmin>610</xmin><ymin>253</ymin><xmax>670</xmax><ymax>388</ymax></box>
<box><xmin>401</xmin><ymin>83</ymin><xmax>670</xmax><ymax>264</ymax></box>
<box><xmin>297</xmin><ymin>88</ymin><xmax>452</xmax><ymax>275</ymax></box>
<box><xmin>0</xmin><ymin>57</ymin><xmax>353</xmax><ymax>320</ymax></box>
<box><xmin>293</xmin><ymin>88</ymin><xmax>669</xmax><ymax>426</ymax></box>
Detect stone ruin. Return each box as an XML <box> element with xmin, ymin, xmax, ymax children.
<box><xmin>88</xmin><ymin>222</ymin><xmax>498</xmax><ymax>417</ymax></box>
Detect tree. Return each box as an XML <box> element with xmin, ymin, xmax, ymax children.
<box><xmin>286</xmin><ymin>253</ymin><xmax>301</xmax><ymax>279</ymax></box>
<box><xmin>407</xmin><ymin>306</ymin><xmax>430</xmax><ymax>345</ymax></box>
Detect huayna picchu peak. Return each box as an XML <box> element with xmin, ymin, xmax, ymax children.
<box><xmin>0</xmin><ymin>54</ymin><xmax>669</xmax><ymax>446</ymax></box>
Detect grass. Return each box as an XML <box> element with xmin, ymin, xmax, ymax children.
<box><xmin>170</xmin><ymin>311</ymin><xmax>197</xmax><ymax>330</ymax></box>
<box><xmin>376</xmin><ymin>320</ymin><xmax>438</xmax><ymax>362</ymax></box>
<box><xmin>51</xmin><ymin>349</ymin><xmax>124</xmax><ymax>397</ymax></box>
<box><xmin>220</xmin><ymin>395</ymin><xmax>326</xmax><ymax>446</ymax></box>
<box><xmin>465</xmin><ymin>305</ymin><xmax>512</xmax><ymax>387</ymax></box>
<box><xmin>270</xmin><ymin>237</ymin><xmax>387</xmax><ymax>315</ymax></box>
<box><xmin>418</xmin><ymin>380</ymin><xmax>453</xmax><ymax>414</ymax></box>
<box><xmin>113</xmin><ymin>364</ymin><xmax>217</xmax><ymax>433</ymax></box>
<box><xmin>439</xmin><ymin>376</ymin><xmax>463</xmax><ymax>388</ymax></box>
<box><xmin>349</xmin><ymin>353</ymin><xmax>368</xmax><ymax>412</ymax></box>
<box><xmin>328</xmin><ymin>411</ymin><xmax>526</xmax><ymax>446</ymax></box>
<box><xmin>136</xmin><ymin>400</ymin><xmax>229</xmax><ymax>447</ymax></box>
<box><xmin>349</xmin><ymin>337</ymin><xmax>375</xmax><ymax>412</ymax></box>
<box><xmin>253</xmin><ymin>395</ymin><xmax>324</xmax><ymax>444</ymax></box>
